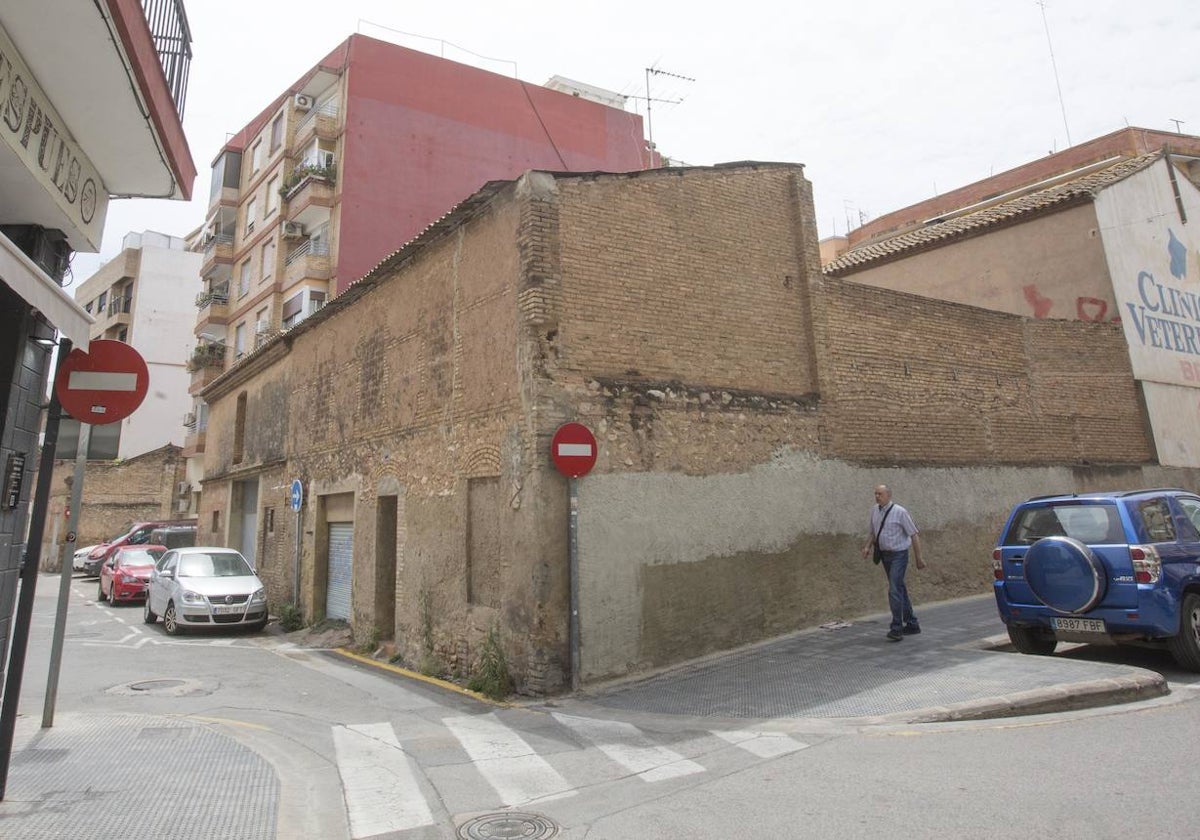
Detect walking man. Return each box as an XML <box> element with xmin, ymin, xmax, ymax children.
<box><xmin>861</xmin><ymin>484</ymin><xmax>927</xmax><ymax>641</ymax></box>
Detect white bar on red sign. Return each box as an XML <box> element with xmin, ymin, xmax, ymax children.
<box><xmin>557</xmin><ymin>444</ymin><xmax>592</xmax><ymax>456</ymax></box>
<box><xmin>67</xmin><ymin>371</ymin><xmax>139</xmax><ymax>391</ymax></box>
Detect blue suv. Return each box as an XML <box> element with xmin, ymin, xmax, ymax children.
<box><xmin>992</xmin><ymin>488</ymin><xmax>1200</xmax><ymax>672</ymax></box>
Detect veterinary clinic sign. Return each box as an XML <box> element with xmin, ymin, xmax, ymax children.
<box><xmin>0</xmin><ymin>23</ymin><xmax>107</xmax><ymax>250</ymax></box>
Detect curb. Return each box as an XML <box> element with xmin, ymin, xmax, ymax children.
<box><xmin>330</xmin><ymin>648</ymin><xmax>512</xmax><ymax>707</ymax></box>
<box><xmin>897</xmin><ymin>671</ymin><xmax>1169</xmax><ymax>724</ymax></box>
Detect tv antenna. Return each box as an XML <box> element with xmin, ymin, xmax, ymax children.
<box><xmin>1036</xmin><ymin>0</ymin><xmax>1072</xmax><ymax>147</ymax></box>
<box><xmin>642</xmin><ymin>64</ymin><xmax>694</xmax><ymax>167</ymax></box>
<box><xmin>1170</xmin><ymin>118</ymin><xmax>1186</xmax><ymax>134</ymax></box>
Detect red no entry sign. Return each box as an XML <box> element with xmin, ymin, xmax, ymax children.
<box><xmin>551</xmin><ymin>422</ymin><xmax>598</xmax><ymax>478</ymax></box>
<box><xmin>55</xmin><ymin>340</ymin><xmax>149</xmax><ymax>424</ymax></box>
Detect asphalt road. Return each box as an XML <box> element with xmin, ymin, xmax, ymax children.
<box><xmin>3</xmin><ymin>572</ymin><xmax>1198</xmax><ymax>839</ymax></box>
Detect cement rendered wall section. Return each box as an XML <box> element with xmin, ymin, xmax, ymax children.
<box><xmin>577</xmin><ymin>452</ymin><xmax>1200</xmax><ymax>681</ymax></box>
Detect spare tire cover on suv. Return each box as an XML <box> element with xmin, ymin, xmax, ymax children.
<box><xmin>1024</xmin><ymin>535</ymin><xmax>1107</xmax><ymax>614</ymax></box>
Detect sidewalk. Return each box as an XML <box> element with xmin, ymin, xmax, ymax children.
<box><xmin>556</xmin><ymin>594</ymin><xmax>1168</xmax><ymax>725</ymax></box>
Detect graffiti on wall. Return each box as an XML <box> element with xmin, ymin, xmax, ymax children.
<box><xmin>1021</xmin><ymin>284</ymin><xmax>1116</xmax><ymax>323</ymax></box>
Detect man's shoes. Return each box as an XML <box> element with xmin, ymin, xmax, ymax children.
<box><xmin>886</xmin><ymin>630</ymin><xmax>903</xmax><ymax>642</ymax></box>
<box><xmin>903</xmin><ymin>624</ymin><xmax>921</xmax><ymax>635</ymax></box>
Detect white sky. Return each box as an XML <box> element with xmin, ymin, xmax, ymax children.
<box><xmin>67</xmin><ymin>0</ymin><xmax>1200</xmax><ymax>286</ymax></box>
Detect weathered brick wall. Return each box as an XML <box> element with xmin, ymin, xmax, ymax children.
<box><xmin>42</xmin><ymin>445</ymin><xmax>187</xmax><ymax>570</ymax></box>
<box><xmin>204</xmin><ymin>190</ymin><xmax>571</xmax><ymax>693</ymax></box>
<box><xmin>817</xmin><ymin>278</ymin><xmax>1153</xmax><ymax>464</ymax></box>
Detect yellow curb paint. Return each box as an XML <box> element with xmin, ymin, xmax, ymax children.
<box><xmin>333</xmin><ymin>648</ymin><xmax>511</xmax><ymax>707</ymax></box>
<box><xmin>184</xmin><ymin>715</ymin><xmax>273</xmax><ymax>732</ymax></box>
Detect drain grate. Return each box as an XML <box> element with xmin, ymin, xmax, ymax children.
<box><xmin>457</xmin><ymin>812</ymin><xmax>559</xmax><ymax>839</ymax></box>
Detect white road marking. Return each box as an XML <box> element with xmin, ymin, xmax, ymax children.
<box><xmin>443</xmin><ymin>713</ymin><xmax>576</xmax><ymax>806</ymax></box>
<box><xmin>332</xmin><ymin>723</ymin><xmax>434</xmax><ymax>837</ymax></box>
<box><xmin>552</xmin><ymin>712</ymin><xmax>704</xmax><ymax>781</ymax></box>
<box><xmin>713</xmin><ymin>729</ymin><xmax>809</xmax><ymax>758</ymax></box>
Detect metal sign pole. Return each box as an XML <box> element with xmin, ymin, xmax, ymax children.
<box><xmin>0</xmin><ymin>338</ymin><xmax>70</xmax><ymax>800</ymax></box>
<box><xmin>568</xmin><ymin>478</ymin><xmax>580</xmax><ymax>692</ymax></box>
<box><xmin>43</xmin><ymin>422</ymin><xmax>89</xmax><ymax>728</ymax></box>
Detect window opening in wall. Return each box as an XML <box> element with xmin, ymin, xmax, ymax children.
<box><xmin>234</xmin><ymin>323</ymin><xmax>246</xmax><ymax>358</ymax></box>
<box><xmin>238</xmin><ymin>259</ymin><xmax>251</xmax><ymax>297</ymax></box>
<box><xmin>212</xmin><ymin>509</ymin><xmax>220</xmax><ymax>532</ymax></box>
<box><xmin>265</xmin><ymin>506</ymin><xmax>275</xmax><ymax>535</ymax></box>
<box><xmin>262</xmin><ymin>240</ymin><xmax>275</xmax><ymax>281</ymax></box>
<box><xmin>245</xmin><ymin>197</ymin><xmax>257</xmax><ymax>234</ymax></box>
<box><xmin>266</xmin><ymin>176</ymin><xmax>279</xmax><ymax>214</ymax></box>
<box><xmin>233</xmin><ymin>392</ymin><xmax>247</xmax><ymax>464</ymax></box>
<box><xmin>270</xmin><ymin>114</ymin><xmax>284</xmax><ymax>152</ymax></box>
<box><xmin>466</xmin><ymin>477</ymin><xmax>502</xmax><ymax>609</ymax></box>
<box><xmin>251</xmin><ymin>140</ymin><xmax>263</xmax><ymax>174</ymax></box>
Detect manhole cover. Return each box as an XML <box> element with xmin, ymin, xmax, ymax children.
<box><xmin>109</xmin><ymin>678</ymin><xmax>210</xmax><ymax>698</ymax></box>
<box><xmin>130</xmin><ymin>679</ymin><xmax>186</xmax><ymax>691</ymax></box>
<box><xmin>457</xmin><ymin>812</ymin><xmax>559</xmax><ymax>839</ymax></box>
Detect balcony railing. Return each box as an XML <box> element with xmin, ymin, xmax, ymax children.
<box><xmin>285</xmin><ymin>238</ymin><xmax>331</xmax><ymax>266</ymax></box>
<box><xmin>282</xmin><ymin>162</ymin><xmax>336</xmax><ymax>200</ymax></box>
<box><xmin>141</xmin><ymin>0</ymin><xmax>193</xmax><ymax>118</ymax></box>
<box><xmin>203</xmin><ymin>232</ymin><xmax>234</xmax><ymax>253</ymax></box>
<box><xmin>107</xmin><ymin>295</ymin><xmax>132</xmax><ymax>316</ymax></box>
<box><xmin>295</xmin><ymin>100</ymin><xmax>339</xmax><ymax>138</ymax></box>
<box><xmin>195</xmin><ymin>281</ymin><xmax>230</xmax><ymax>308</ymax></box>
<box><xmin>186</xmin><ymin>341</ymin><xmax>226</xmax><ymax>372</ymax></box>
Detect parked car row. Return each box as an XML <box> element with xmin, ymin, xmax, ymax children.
<box><xmin>993</xmin><ymin>488</ymin><xmax>1200</xmax><ymax>672</ymax></box>
<box><xmin>80</xmin><ymin>520</ymin><xmax>196</xmax><ymax>577</ymax></box>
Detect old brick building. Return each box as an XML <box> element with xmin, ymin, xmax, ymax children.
<box><xmin>199</xmin><ymin>163</ymin><xmax>1198</xmax><ymax>693</ymax></box>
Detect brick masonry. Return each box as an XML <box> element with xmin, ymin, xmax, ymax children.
<box><xmin>198</xmin><ymin>163</ymin><xmax>1194</xmax><ymax>691</ymax></box>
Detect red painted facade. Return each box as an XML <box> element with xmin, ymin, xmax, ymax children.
<box><xmin>335</xmin><ymin>35</ymin><xmax>650</xmax><ymax>291</ymax></box>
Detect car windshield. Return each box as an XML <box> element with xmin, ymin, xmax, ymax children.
<box><xmin>177</xmin><ymin>552</ymin><xmax>253</xmax><ymax>578</ymax></box>
<box><xmin>1004</xmin><ymin>502</ymin><xmax>1122</xmax><ymax>545</ymax></box>
<box><xmin>118</xmin><ymin>549</ymin><xmax>164</xmax><ymax>566</ymax></box>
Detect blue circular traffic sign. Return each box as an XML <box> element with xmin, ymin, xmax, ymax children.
<box><xmin>290</xmin><ymin>479</ymin><xmax>303</xmax><ymax>512</ymax></box>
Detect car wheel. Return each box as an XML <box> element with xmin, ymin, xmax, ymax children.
<box><xmin>98</xmin><ymin>581</ymin><xmax>107</xmax><ymax>603</ymax></box>
<box><xmin>163</xmin><ymin>601</ymin><xmax>182</xmax><ymax>636</ymax></box>
<box><xmin>1167</xmin><ymin>592</ymin><xmax>1200</xmax><ymax>672</ymax></box>
<box><xmin>1007</xmin><ymin>624</ymin><xmax>1058</xmax><ymax>656</ymax></box>
<box><xmin>143</xmin><ymin>598</ymin><xmax>157</xmax><ymax>625</ymax></box>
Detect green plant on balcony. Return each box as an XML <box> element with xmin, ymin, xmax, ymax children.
<box><xmin>186</xmin><ymin>341</ymin><xmax>226</xmax><ymax>372</ymax></box>
<box><xmin>280</xmin><ymin>162</ymin><xmax>337</xmax><ymax>198</ymax></box>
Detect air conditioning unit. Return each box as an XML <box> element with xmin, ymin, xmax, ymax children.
<box><xmin>176</xmin><ymin>499</ymin><xmax>190</xmax><ymax>513</ymax></box>
<box><xmin>294</xmin><ymin>93</ymin><xmax>314</xmax><ymax>111</ymax></box>
<box><xmin>282</xmin><ymin>221</ymin><xmax>305</xmax><ymax>238</ymax></box>
<box><xmin>255</xmin><ymin>319</ymin><xmax>270</xmax><ymax>334</ymax></box>
<box><xmin>177</xmin><ymin>481</ymin><xmax>191</xmax><ymax>495</ymax></box>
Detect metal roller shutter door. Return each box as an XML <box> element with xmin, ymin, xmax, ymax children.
<box><xmin>326</xmin><ymin>523</ymin><xmax>353</xmax><ymax>621</ymax></box>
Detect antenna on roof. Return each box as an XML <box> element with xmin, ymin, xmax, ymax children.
<box><xmin>642</xmin><ymin>64</ymin><xmax>694</xmax><ymax>168</ymax></box>
<box><xmin>1170</xmin><ymin>118</ymin><xmax>1185</xmax><ymax>134</ymax></box>
<box><xmin>1036</xmin><ymin>0</ymin><xmax>1073</xmax><ymax>147</ymax></box>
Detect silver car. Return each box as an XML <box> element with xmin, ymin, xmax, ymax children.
<box><xmin>144</xmin><ymin>547</ymin><xmax>268</xmax><ymax>635</ymax></box>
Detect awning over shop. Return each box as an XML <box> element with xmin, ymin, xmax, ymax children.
<box><xmin>0</xmin><ymin>232</ymin><xmax>92</xmax><ymax>346</ymax></box>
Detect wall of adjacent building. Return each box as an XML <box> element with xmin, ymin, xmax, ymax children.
<box><xmin>1093</xmin><ymin>157</ymin><xmax>1200</xmax><ymax>468</ymax></box>
<box><xmin>831</xmin><ymin>203</ymin><xmax>1119</xmax><ymax>322</ymax></box>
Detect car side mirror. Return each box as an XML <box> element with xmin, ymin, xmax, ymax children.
<box><xmin>161</xmin><ymin>569</ymin><xmax>174</xmax><ymax>579</ymax></box>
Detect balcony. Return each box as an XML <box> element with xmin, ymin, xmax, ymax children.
<box><xmin>283</xmin><ymin>163</ymin><xmax>336</xmax><ymax>220</ymax></box>
<box><xmin>201</xmin><ymin>233</ymin><xmax>234</xmax><ymax>276</ymax></box>
<box><xmin>294</xmin><ymin>101</ymin><xmax>340</xmax><ymax>147</ymax></box>
<box><xmin>103</xmin><ymin>293</ymin><xmax>133</xmax><ymax>328</ymax></box>
<box><xmin>195</xmin><ymin>281</ymin><xmax>230</xmax><ymax>328</ymax></box>
<box><xmin>187</xmin><ymin>340</ymin><xmax>226</xmax><ymax>394</ymax></box>
<box><xmin>182</xmin><ymin>428</ymin><xmax>206</xmax><ymax>457</ymax></box>
<box><xmin>141</xmin><ymin>0</ymin><xmax>193</xmax><ymax>119</ymax></box>
<box><xmin>284</xmin><ymin>238</ymin><xmax>332</xmax><ymax>287</ymax></box>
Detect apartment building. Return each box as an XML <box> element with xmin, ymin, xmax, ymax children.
<box><xmin>58</xmin><ymin>231</ymin><xmax>201</xmax><ymax>462</ymax></box>
<box><xmin>186</xmin><ymin>32</ymin><xmax>652</xmax><ymax>484</ymax></box>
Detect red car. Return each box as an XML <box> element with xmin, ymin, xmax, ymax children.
<box><xmin>99</xmin><ymin>545</ymin><xmax>167</xmax><ymax>605</ymax></box>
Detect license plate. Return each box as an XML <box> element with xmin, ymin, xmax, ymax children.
<box><xmin>1051</xmin><ymin>617</ymin><xmax>1106</xmax><ymax>633</ymax></box>
<box><xmin>211</xmin><ymin>604</ymin><xmax>242</xmax><ymax>615</ymax></box>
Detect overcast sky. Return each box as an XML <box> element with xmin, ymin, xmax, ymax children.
<box><xmin>67</xmin><ymin>0</ymin><xmax>1200</xmax><ymax>286</ymax></box>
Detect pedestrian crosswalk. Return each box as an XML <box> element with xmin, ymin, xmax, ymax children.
<box><xmin>331</xmin><ymin>712</ymin><xmax>810</xmax><ymax>838</ymax></box>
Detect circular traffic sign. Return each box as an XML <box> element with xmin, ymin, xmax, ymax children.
<box><xmin>54</xmin><ymin>340</ymin><xmax>149</xmax><ymax>424</ymax></box>
<box><xmin>551</xmin><ymin>423</ymin><xmax>598</xmax><ymax>478</ymax></box>
<box><xmin>290</xmin><ymin>479</ymin><xmax>303</xmax><ymax>512</ymax></box>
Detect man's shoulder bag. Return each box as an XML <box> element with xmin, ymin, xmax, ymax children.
<box><xmin>872</xmin><ymin>504</ymin><xmax>893</xmax><ymax>565</ymax></box>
